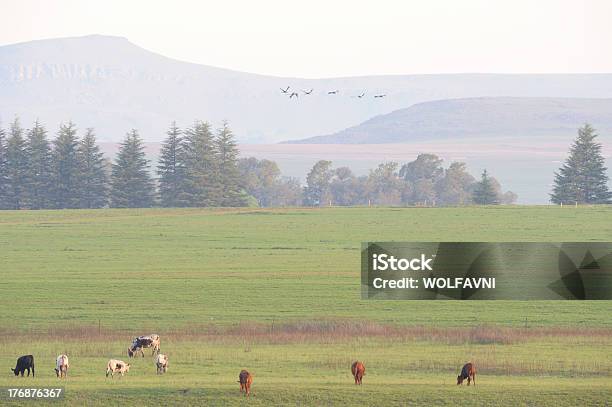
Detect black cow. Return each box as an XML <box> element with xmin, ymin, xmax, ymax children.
<box><xmin>12</xmin><ymin>355</ymin><xmax>35</xmax><ymax>377</ymax></box>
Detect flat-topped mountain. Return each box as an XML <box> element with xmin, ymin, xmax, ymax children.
<box><xmin>2</xmin><ymin>35</ymin><xmax>612</xmax><ymax>142</ymax></box>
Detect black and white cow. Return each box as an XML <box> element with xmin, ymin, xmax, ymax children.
<box><xmin>127</xmin><ymin>334</ymin><xmax>161</xmax><ymax>358</ymax></box>
<box><xmin>11</xmin><ymin>355</ymin><xmax>35</xmax><ymax>377</ymax></box>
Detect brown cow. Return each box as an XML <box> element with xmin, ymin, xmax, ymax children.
<box><xmin>238</xmin><ymin>370</ymin><xmax>253</xmax><ymax>396</ymax></box>
<box><xmin>457</xmin><ymin>362</ymin><xmax>476</xmax><ymax>386</ymax></box>
<box><xmin>351</xmin><ymin>361</ymin><xmax>365</xmax><ymax>385</ymax></box>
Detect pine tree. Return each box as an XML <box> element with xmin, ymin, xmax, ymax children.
<box><xmin>77</xmin><ymin>128</ymin><xmax>108</xmax><ymax>208</ymax></box>
<box><xmin>472</xmin><ymin>169</ymin><xmax>499</xmax><ymax>205</ymax></box>
<box><xmin>182</xmin><ymin>121</ymin><xmax>219</xmax><ymax>206</ymax></box>
<box><xmin>24</xmin><ymin>120</ymin><xmax>53</xmax><ymax>209</ymax></box>
<box><xmin>157</xmin><ymin>122</ymin><xmax>187</xmax><ymax>207</ymax></box>
<box><xmin>5</xmin><ymin>118</ymin><xmax>28</xmax><ymax>209</ymax></box>
<box><xmin>215</xmin><ymin>122</ymin><xmax>247</xmax><ymax>206</ymax></box>
<box><xmin>551</xmin><ymin>124</ymin><xmax>611</xmax><ymax>204</ymax></box>
<box><xmin>0</xmin><ymin>125</ymin><xmax>9</xmax><ymax>209</ymax></box>
<box><xmin>110</xmin><ymin>129</ymin><xmax>155</xmax><ymax>208</ymax></box>
<box><xmin>51</xmin><ymin>122</ymin><xmax>81</xmax><ymax>208</ymax></box>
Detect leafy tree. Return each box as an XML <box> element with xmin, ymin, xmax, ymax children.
<box><xmin>400</xmin><ymin>153</ymin><xmax>444</xmax><ymax>204</ymax></box>
<box><xmin>271</xmin><ymin>177</ymin><xmax>303</xmax><ymax>207</ymax></box>
<box><xmin>238</xmin><ymin>157</ymin><xmax>303</xmax><ymax>207</ymax></box>
<box><xmin>215</xmin><ymin>122</ymin><xmax>247</xmax><ymax>206</ymax></box>
<box><xmin>51</xmin><ymin>122</ymin><xmax>81</xmax><ymax>208</ymax></box>
<box><xmin>400</xmin><ymin>154</ymin><xmax>444</xmax><ymax>183</ymax></box>
<box><xmin>110</xmin><ymin>129</ymin><xmax>155</xmax><ymax>208</ymax></box>
<box><xmin>158</xmin><ymin>122</ymin><xmax>187</xmax><ymax>207</ymax></box>
<box><xmin>5</xmin><ymin>118</ymin><xmax>28</xmax><ymax>209</ymax></box>
<box><xmin>238</xmin><ymin>157</ymin><xmax>282</xmax><ymax>207</ymax></box>
<box><xmin>24</xmin><ymin>120</ymin><xmax>53</xmax><ymax>209</ymax></box>
<box><xmin>182</xmin><ymin>121</ymin><xmax>218</xmax><ymax>206</ymax></box>
<box><xmin>303</xmin><ymin>160</ymin><xmax>334</xmax><ymax>206</ymax></box>
<box><xmin>330</xmin><ymin>166</ymin><xmax>362</xmax><ymax>206</ymax></box>
<box><xmin>435</xmin><ymin>162</ymin><xmax>475</xmax><ymax>205</ymax></box>
<box><xmin>551</xmin><ymin>124</ymin><xmax>611</xmax><ymax>204</ymax></box>
<box><xmin>77</xmin><ymin>128</ymin><xmax>108</xmax><ymax>208</ymax></box>
<box><xmin>0</xmin><ymin>125</ymin><xmax>10</xmax><ymax>209</ymax></box>
<box><xmin>472</xmin><ymin>169</ymin><xmax>500</xmax><ymax>205</ymax></box>
<box><xmin>501</xmin><ymin>190</ymin><xmax>518</xmax><ymax>205</ymax></box>
<box><xmin>366</xmin><ymin>162</ymin><xmax>407</xmax><ymax>206</ymax></box>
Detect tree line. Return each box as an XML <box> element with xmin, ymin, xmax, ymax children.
<box><xmin>2</xmin><ymin>119</ymin><xmax>606</xmax><ymax>209</ymax></box>
<box><xmin>0</xmin><ymin>118</ymin><xmax>246</xmax><ymax>209</ymax></box>
<box><xmin>293</xmin><ymin>156</ymin><xmax>515</xmax><ymax>207</ymax></box>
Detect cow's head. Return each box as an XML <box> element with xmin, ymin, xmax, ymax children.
<box><xmin>127</xmin><ymin>348</ymin><xmax>134</xmax><ymax>358</ymax></box>
<box><xmin>11</xmin><ymin>368</ymin><xmax>18</xmax><ymax>376</ymax></box>
<box><xmin>125</xmin><ymin>364</ymin><xmax>131</xmax><ymax>372</ymax></box>
<box><xmin>457</xmin><ymin>375</ymin><xmax>464</xmax><ymax>385</ymax></box>
<box><xmin>55</xmin><ymin>368</ymin><xmax>60</xmax><ymax>377</ymax></box>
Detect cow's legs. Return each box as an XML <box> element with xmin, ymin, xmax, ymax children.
<box><xmin>472</xmin><ymin>374</ymin><xmax>476</xmax><ymax>386</ymax></box>
<box><xmin>467</xmin><ymin>377</ymin><xmax>471</xmax><ymax>386</ymax></box>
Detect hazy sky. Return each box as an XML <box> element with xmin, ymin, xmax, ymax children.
<box><xmin>1</xmin><ymin>0</ymin><xmax>611</xmax><ymax>78</ymax></box>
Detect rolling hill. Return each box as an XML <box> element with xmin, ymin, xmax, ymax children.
<box><xmin>289</xmin><ymin>97</ymin><xmax>612</xmax><ymax>144</ymax></box>
<box><xmin>2</xmin><ymin>35</ymin><xmax>612</xmax><ymax>143</ymax></box>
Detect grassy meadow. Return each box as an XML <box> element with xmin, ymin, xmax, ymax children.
<box><xmin>1</xmin><ymin>206</ymin><xmax>611</xmax><ymax>405</ymax></box>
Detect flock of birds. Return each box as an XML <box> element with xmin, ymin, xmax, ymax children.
<box><xmin>280</xmin><ymin>86</ymin><xmax>386</xmax><ymax>100</ymax></box>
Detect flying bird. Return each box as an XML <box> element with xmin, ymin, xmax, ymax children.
<box><xmin>289</xmin><ymin>92</ymin><xmax>299</xmax><ymax>99</ymax></box>
<box><xmin>280</xmin><ymin>86</ymin><xmax>291</xmax><ymax>94</ymax></box>
<box><xmin>354</xmin><ymin>92</ymin><xmax>365</xmax><ymax>98</ymax></box>
<box><xmin>374</xmin><ymin>94</ymin><xmax>387</xmax><ymax>98</ymax></box>
<box><xmin>302</xmin><ymin>89</ymin><xmax>314</xmax><ymax>95</ymax></box>
<box><xmin>327</xmin><ymin>90</ymin><xmax>339</xmax><ymax>95</ymax></box>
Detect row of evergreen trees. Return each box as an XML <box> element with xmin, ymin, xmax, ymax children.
<box><xmin>0</xmin><ymin>119</ymin><xmax>107</xmax><ymax>209</ymax></box>
<box><xmin>156</xmin><ymin>121</ymin><xmax>245</xmax><ymax>207</ymax></box>
<box><xmin>1</xmin><ymin>120</ymin><xmax>608</xmax><ymax>209</ymax></box>
<box><xmin>0</xmin><ymin>118</ymin><xmax>245</xmax><ymax>209</ymax></box>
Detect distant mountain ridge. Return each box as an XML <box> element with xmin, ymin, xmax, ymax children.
<box><xmin>289</xmin><ymin>97</ymin><xmax>612</xmax><ymax>144</ymax></box>
<box><xmin>2</xmin><ymin>35</ymin><xmax>612</xmax><ymax>143</ymax></box>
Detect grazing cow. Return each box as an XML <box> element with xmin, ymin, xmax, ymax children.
<box><xmin>457</xmin><ymin>362</ymin><xmax>476</xmax><ymax>386</ymax></box>
<box><xmin>351</xmin><ymin>361</ymin><xmax>365</xmax><ymax>385</ymax></box>
<box><xmin>155</xmin><ymin>354</ymin><xmax>168</xmax><ymax>374</ymax></box>
<box><xmin>55</xmin><ymin>354</ymin><xmax>69</xmax><ymax>378</ymax></box>
<box><xmin>127</xmin><ymin>334</ymin><xmax>160</xmax><ymax>358</ymax></box>
<box><xmin>238</xmin><ymin>370</ymin><xmax>253</xmax><ymax>396</ymax></box>
<box><xmin>106</xmin><ymin>359</ymin><xmax>130</xmax><ymax>377</ymax></box>
<box><xmin>11</xmin><ymin>355</ymin><xmax>35</xmax><ymax>377</ymax></box>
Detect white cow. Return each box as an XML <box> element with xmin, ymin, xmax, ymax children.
<box><xmin>55</xmin><ymin>355</ymin><xmax>69</xmax><ymax>378</ymax></box>
<box><xmin>156</xmin><ymin>354</ymin><xmax>168</xmax><ymax>374</ymax></box>
<box><xmin>106</xmin><ymin>359</ymin><xmax>130</xmax><ymax>377</ymax></box>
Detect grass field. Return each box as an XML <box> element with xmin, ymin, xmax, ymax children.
<box><xmin>1</xmin><ymin>206</ymin><xmax>611</xmax><ymax>405</ymax></box>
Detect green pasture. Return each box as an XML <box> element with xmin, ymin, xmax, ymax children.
<box><xmin>1</xmin><ymin>206</ymin><xmax>611</xmax><ymax>330</ymax></box>
<box><xmin>1</xmin><ymin>206</ymin><xmax>611</xmax><ymax>405</ymax></box>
